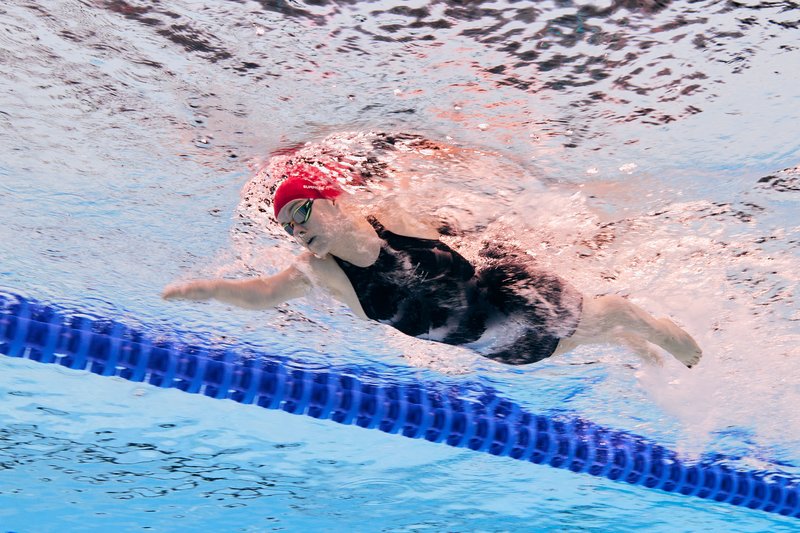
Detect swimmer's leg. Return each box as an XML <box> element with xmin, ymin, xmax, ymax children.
<box><xmin>558</xmin><ymin>295</ymin><xmax>702</xmax><ymax>368</ymax></box>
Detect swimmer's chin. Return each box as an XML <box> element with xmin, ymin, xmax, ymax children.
<box><xmin>304</xmin><ymin>236</ymin><xmax>329</xmax><ymax>258</ymax></box>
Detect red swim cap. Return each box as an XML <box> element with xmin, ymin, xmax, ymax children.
<box><xmin>272</xmin><ymin>163</ymin><xmax>343</xmax><ymax>218</ymax></box>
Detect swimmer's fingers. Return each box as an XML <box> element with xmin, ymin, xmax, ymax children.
<box><xmin>162</xmin><ymin>280</ymin><xmax>217</xmax><ymax>301</ymax></box>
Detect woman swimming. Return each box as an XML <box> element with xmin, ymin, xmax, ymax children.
<box><xmin>163</xmin><ymin>153</ymin><xmax>703</xmax><ymax>368</ymax></box>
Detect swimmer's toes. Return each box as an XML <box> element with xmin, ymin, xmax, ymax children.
<box><xmin>678</xmin><ymin>348</ymin><xmax>703</xmax><ymax>368</ymax></box>
<box><xmin>685</xmin><ymin>353</ymin><xmax>702</xmax><ymax>369</ymax></box>
<box><xmin>684</xmin><ymin>348</ymin><xmax>702</xmax><ymax>367</ymax></box>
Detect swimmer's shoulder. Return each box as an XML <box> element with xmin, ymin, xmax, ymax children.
<box><xmin>371</xmin><ymin>203</ymin><xmax>440</xmax><ymax>240</ymax></box>
<box><xmin>295</xmin><ymin>252</ymin><xmax>368</xmax><ymax>319</ymax></box>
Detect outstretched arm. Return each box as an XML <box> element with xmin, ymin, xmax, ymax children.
<box><xmin>162</xmin><ymin>265</ymin><xmax>311</xmax><ymax>309</ymax></box>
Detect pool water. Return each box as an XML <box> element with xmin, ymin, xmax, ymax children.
<box><xmin>1</xmin><ymin>0</ymin><xmax>799</xmax><ymax>531</ymax></box>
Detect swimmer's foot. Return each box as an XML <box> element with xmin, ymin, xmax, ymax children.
<box><xmin>656</xmin><ymin>318</ymin><xmax>702</xmax><ymax>368</ymax></box>
<box><xmin>617</xmin><ymin>333</ymin><xmax>663</xmax><ymax>366</ymax></box>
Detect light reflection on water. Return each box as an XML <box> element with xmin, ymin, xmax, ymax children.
<box><xmin>1</xmin><ymin>0</ymin><xmax>799</xmax><ymax>530</ymax></box>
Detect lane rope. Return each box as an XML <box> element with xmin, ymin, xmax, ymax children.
<box><xmin>0</xmin><ymin>290</ymin><xmax>797</xmax><ymax>519</ymax></box>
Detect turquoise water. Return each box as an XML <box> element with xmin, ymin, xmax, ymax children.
<box><xmin>1</xmin><ymin>0</ymin><xmax>799</xmax><ymax>531</ymax></box>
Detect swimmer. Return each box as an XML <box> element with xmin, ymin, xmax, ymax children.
<box><xmin>163</xmin><ymin>161</ymin><xmax>702</xmax><ymax>368</ymax></box>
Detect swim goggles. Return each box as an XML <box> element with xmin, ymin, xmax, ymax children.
<box><xmin>281</xmin><ymin>199</ymin><xmax>314</xmax><ymax>236</ymax></box>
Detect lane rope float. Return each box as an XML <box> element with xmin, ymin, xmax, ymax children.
<box><xmin>0</xmin><ymin>290</ymin><xmax>797</xmax><ymax>519</ymax></box>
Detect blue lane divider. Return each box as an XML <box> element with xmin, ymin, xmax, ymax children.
<box><xmin>0</xmin><ymin>290</ymin><xmax>798</xmax><ymax>519</ymax></box>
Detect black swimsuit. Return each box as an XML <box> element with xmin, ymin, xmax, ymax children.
<box><xmin>333</xmin><ymin>219</ymin><xmax>583</xmax><ymax>365</ymax></box>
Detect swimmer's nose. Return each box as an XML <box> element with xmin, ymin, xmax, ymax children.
<box><xmin>293</xmin><ymin>227</ymin><xmax>309</xmax><ymax>244</ymax></box>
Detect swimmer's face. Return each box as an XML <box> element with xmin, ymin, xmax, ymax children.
<box><xmin>277</xmin><ymin>198</ymin><xmax>338</xmax><ymax>257</ymax></box>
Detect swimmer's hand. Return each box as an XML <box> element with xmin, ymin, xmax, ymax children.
<box><xmin>162</xmin><ymin>280</ymin><xmax>218</xmax><ymax>301</ymax></box>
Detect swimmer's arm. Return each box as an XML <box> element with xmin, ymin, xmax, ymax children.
<box><xmin>162</xmin><ymin>254</ymin><xmax>370</xmax><ymax>319</ymax></box>
<box><xmin>162</xmin><ymin>266</ymin><xmax>311</xmax><ymax>309</ymax></box>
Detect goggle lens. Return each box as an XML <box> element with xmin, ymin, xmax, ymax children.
<box><xmin>282</xmin><ymin>199</ymin><xmax>314</xmax><ymax>236</ymax></box>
